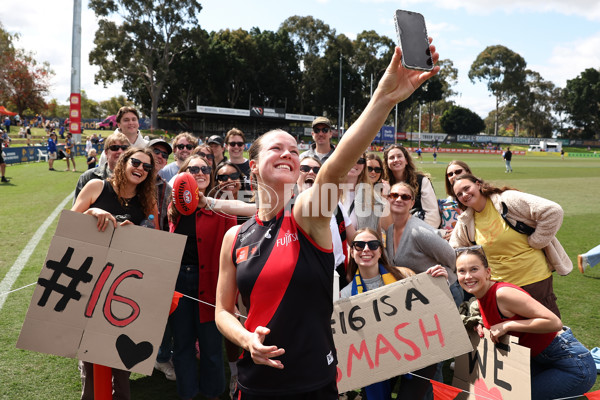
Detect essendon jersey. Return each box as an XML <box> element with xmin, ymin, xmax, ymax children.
<box><xmin>232</xmin><ymin>205</ymin><xmax>337</xmax><ymax>395</ymax></box>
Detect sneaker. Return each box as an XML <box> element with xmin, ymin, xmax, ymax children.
<box><xmin>229</xmin><ymin>375</ymin><xmax>237</xmax><ymax>399</ymax></box>
<box><xmin>578</xmin><ymin>254</ymin><xmax>589</xmax><ymax>274</ymax></box>
<box><xmin>1</xmin><ymin>176</ymin><xmax>9</xmax><ymax>182</ymax></box>
<box><xmin>154</xmin><ymin>360</ymin><xmax>176</xmax><ymax>381</ymax></box>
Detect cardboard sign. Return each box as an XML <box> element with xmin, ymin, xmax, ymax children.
<box><xmin>452</xmin><ymin>329</ymin><xmax>531</xmax><ymax>400</ymax></box>
<box><xmin>333</xmin><ymin>273</ymin><xmax>473</xmax><ymax>393</ymax></box>
<box><xmin>17</xmin><ymin>210</ymin><xmax>186</xmax><ymax>375</ymax></box>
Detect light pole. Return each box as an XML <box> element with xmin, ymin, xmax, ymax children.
<box><xmin>338</xmin><ymin>52</ymin><xmax>342</xmax><ymax>137</ymax></box>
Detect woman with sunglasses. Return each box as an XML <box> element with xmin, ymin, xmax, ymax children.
<box><xmin>366</xmin><ymin>152</ymin><xmax>386</xmax><ymax>185</ymax></box>
<box><xmin>341</xmin><ymin>228</ymin><xmax>448</xmax><ymax>400</ymax></box>
<box><xmin>168</xmin><ymin>155</ymin><xmax>237</xmax><ymax>400</ymax></box>
<box><xmin>456</xmin><ymin>247</ymin><xmax>595</xmax><ymax>400</ymax></box>
<box><xmin>450</xmin><ymin>173</ymin><xmax>571</xmax><ymax>318</ymax></box>
<box><xmin>216</xmin><ymin>43</ymin><xmax>440</xmax><ymax>399</ymax></box>
<box><xmin>438</xmin><ymin>160</ymin><xmax>474</xmax><ymax>240</ymax></box>
<box><xmin>383</xmin><ymin>144</ymin><xmax>440</xmax><ymax>229</ymax></box>
<box><xmin>341</xmin><ymin>152</ymin><xmax>387</xmax><ymax>237</ymax></box>
<box><xmin>72</xmin><ymin>147</ymin><xmax>157</xmax><ymax>399</ymax></box>
<box><xmin>192</xmin><ymin>144</ymin><xmax>215</xmax><ymax>168</ymax></box>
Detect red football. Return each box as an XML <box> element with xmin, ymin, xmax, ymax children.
<box><xmin>172</xmin><ymin>172</ymin><xmax>200</xmax><ymax>215</ymax></box>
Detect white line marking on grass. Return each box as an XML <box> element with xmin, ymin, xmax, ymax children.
<box><xmin>0</xmin><ymin>191</ymin><xmax>74</xmax><ymax>311</ymax></box>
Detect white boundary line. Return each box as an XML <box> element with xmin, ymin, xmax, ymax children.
<box><xmin>0</xmin><ymin>191</ymin><xmax>74</xmax><ymax>311</ymax></box>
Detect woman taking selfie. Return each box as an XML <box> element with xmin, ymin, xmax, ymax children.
<box><xmin>456</xmin><ymin>247</ymin><xmax>595</xmax><ymax>400</ymax></box>
<box><xmin>215</xmin><ymin>43</ymin><xmax>440</xmax><ymax>399</ymax></box>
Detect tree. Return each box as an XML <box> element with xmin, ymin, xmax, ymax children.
<box><xmin>561</xmin><ymin>68</ymin><xmax>600</xmax><ymax>139</ymax></box>
<box><xmin>440</xmin><ymin>105</ymin><xmax>485</xmax><ymax>135</ymax></box>
<box><xmin>99</xmin><ymin>95</ymin><xmax>135</xmax><ymax>117</ymax></box>
<box><xmin>469</xmin><ymin>45</ymin><xmax>527</xmax><ymax>135</ymax></box>
<box><xmin>88</xmin><ymin>0</ymin><xmax>203</xmax><ymax>129</ymax></box>
<box><xmin>3</xmin><ymin>50</ymin><xmax>53</xmax><ymax>116</ymax></box>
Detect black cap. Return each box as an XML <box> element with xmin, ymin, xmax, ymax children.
<box><xmin>208</xmin><ymin>135</ymin><xmax>224</xmax><ymax>146</ymax></box>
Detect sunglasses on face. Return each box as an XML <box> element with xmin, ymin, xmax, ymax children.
<box><xmin>356</xmin><ymin>158</ymin><xmax>366</xmax><ymax>165</ymax></box>
<box><xmin>447</xmin><ymin>168</ymin><xmax>465</xmax><ymax>178</ymax></box>
<box><xmin>299</xmin><ymin>165</ymin><xmax>320</xmax><ymax>174</ymax></box>
<box><xmin>368</xmin><ymin>166</ymin><xmax>383</xmax><ymax>173</ymax></box>
<box><xmin>152</xmin><ymin>147</ymin><xmax>168</xmax><ymax>159</ymax></box>
<box><xmin>198</xmin><ymin>151</ymin><xmax>215</xmax><ymax>160</ymax></box>
<box><xmin>129</xmin><ymin>157</ymin><xmax>153</xmax><ymax>172</ymax></box>
<box><xmin>187</xmin><ymin>165</ymin><xmax>212</xmax><ymax>175</ymax></box>
<box><xmin>216</xmin><ymin>172</ymin><xmax>241</xmax><ymax>182</ymax></box>
<box><xmin>176</xmin><ymin>144</ymin><xmax>195</xmax><ymax>150</ymax></box>
<box><xmin>227</xmin><ymin>141</ymin><xmax>244</xmax><ymax>147</ymax></box>
<box><xmin>313</xmin><ymin>127</ymin><xmax>330</xmax><ymax>134</ymax></box>
<box><xmin>388</xmin><ymin>193</ymin><xmax>413</xmax><ymax>201</ymax></box>
<box><xmin>108</xmin><ymin>144</ymin><xmax>129</xmax><ymax>152</ymax></box>
<box><xmin>352</xmin><ymin>240</ymin><xmax>382</xmax><ymax>251</ymax></box>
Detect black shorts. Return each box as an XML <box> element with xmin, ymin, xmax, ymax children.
<box><xmin>236</xmin><ymin>380</ymin><xmax>337</xmax><ymax>400</ymax></box>
<box><xmin>0</xmin><ymin>150</ymin><xmax>4</xmax><ymax>164</ymax></box>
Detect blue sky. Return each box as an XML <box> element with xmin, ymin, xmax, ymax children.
<box><xmin>2</xmin><ymin>0</ymin><xmax>599</xmax><ymax>118</ymax></box>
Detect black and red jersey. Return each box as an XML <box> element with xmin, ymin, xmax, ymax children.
<box><xmin>232</xmin><ymin>205</ymin><xmax>337</xmax><ymax>395</ymax></box>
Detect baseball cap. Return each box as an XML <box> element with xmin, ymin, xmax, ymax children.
<box><xmin>208</xmin><ymin>135</ymin><xmax>224</xmax><ymax>146</ymax></box>
<box><xmin>312</xmin><ymin>116</ymin><xmax>331</xmax><ymax>128</ymax></box>
<box><xmin>147</xmin><ymin>138</ymin><xmax>172</xmax><ymax>155</ymax></box>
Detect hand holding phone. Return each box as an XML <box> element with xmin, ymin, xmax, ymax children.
<box><xmin>394</xmin><ymin>9</ymin><xmax>433</xmax><ymax>71</ymax></box>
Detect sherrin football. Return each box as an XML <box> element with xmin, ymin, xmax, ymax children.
<box><xmin>172</xmin><ymin>172</ymin><xmax>200</xmax><ymax>215</ymax></box>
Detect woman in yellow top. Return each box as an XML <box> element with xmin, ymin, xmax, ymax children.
<box><xmin>449</xmin><ymin>173</ymin><xmax>572</xmax><ymax>317</ymax></box>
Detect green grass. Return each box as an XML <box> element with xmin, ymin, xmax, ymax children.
<box><xmin>0</xmin><ymin>153</ymin><xmax>599</xmax><ymax>399</ymax></box>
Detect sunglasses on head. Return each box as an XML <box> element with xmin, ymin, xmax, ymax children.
<box><xmin>129</xmin><ymin>157</ymin><xmax>153</xmax><ymax>172</ymax></box>
<box><xmin>152</xmin><ymin>147</ymin><xmax>168</xmax><ymax>159</ymax></box>
<box><xmin>313</xmin><ymin>127</ymin><xmax>330</xmax><ymax>134</ymax></box>
<box><xmin>176</xmin><ymin>144</ymin><xmax>195</xmax><ymax>150</ymax></box>
<box><xmin>352</xmin><ymin>240</ymin><xmax>382</xmax><ymax>251</ymax></box>
<box><xmin>108</xmin><ymin>144</ymin><xmax>129</xmax><ymax>152</ymax></box>
<box><xmin>356</xmin><ymin>158</ymin><xmax>366</xmax><ymax>165</ymax></box>
<box><xmin>447</xmin><ymin>168</ymin><xmax>467</xmax><ymax>178</ymax></box>
<box><xmin>299</xmin><ymin>165</ymin><xmax>320</xmax><ymax>174</ymax></box>
<box><xmin>388</xmin><ymin>192</ymin><xmax>413</xmax><ymax>201</ymax></box>
<box><xmin>216</xmin><ymin>172</ymin><xmax>241</xmax><ymax>182</ymax></box>
<box><xmin>455</xmin><ymin>245</ymin><xmax>483</xmax><ymax>255</ymax></box>
<box><xmin>187</xmin><ymin>165</ymin><xmax>212</xmax><ymax>175</ymax></box>
<box><xmin>198</xmin><ymin>151</ymin><xmax>215</xmax><ymax>160</ymax></box>
<box><xmin>227</xmin><ymin>141</ymin><xmax>244</xmax><ymax>147</ymax></box>
<box><xmin>368</xmin><ymin>166</ymin><xmax>382</xmax><ymax>173</ymax></box>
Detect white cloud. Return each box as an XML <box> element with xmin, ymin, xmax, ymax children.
<box><xmin>536</xmin><ymin>32</ymin><xmax>600</xmax><ymax>87</ymax></box>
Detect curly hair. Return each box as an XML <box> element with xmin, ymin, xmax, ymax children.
<box><xmin>346</xmin><ymin>228</ymin><xmax>409</xmax><ymax>282</ymax></box>
<box><xmin>452</xmin><ymin>173</ymin><xmax>516</xmax><ymax>211</ymax></box>
<box><xmin>168</xmin><ymin>155</ymin><xmax>213</xmax><ymax>222</ymax></box>
<box><xmin>109</xmin><ymin>147</ymin><xmax>157</xmax><ymax>218</ymax></box>
<box><xmin>444</xmin><ymin>160</ymin><xmax>472</xmax><ymax>198</ymax></box>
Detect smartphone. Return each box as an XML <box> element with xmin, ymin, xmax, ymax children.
<box><xmin>394</xmin><ymin>9</ymin><xmax>433</xmax><ymax>71</ymax></box>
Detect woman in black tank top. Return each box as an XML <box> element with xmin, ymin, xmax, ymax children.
<box><xmin>72</xmin><ymin>147</ymin><xmax>157</xmax><ymax>229</ymax></box>
<box><xmin>215</xmin><ymin>43</ymin><xmax>441</xmax><ymax>399</ymax></box>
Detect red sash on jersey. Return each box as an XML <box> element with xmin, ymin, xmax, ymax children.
<box><xmin>244</xmin><ymin>209</ymin><xmax>301</xmax><ymax>333</ymax></box>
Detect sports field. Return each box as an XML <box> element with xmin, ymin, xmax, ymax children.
<box><xmin>0</xmin><ymin>152</ymin><xmax>598</xmax><ymax>399</ymax></box>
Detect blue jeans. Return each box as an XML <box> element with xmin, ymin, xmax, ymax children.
<box><xmin>582</xmin><ymin>244</ymin><xmax>600</xmax><ymax>269</ymax></box>
<box><xmin>531</xmin><ymin>327</ymin><xmax>596</xmax><ymax>399</ymax></box>
<box><xmin>170</xmin><ymin>264</ymin><xmax>225</xmax><ymax>399</ymax></box>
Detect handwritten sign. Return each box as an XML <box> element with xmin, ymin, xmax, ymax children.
<box><xmin>452</xmin><ymin>329</ymin><xmax>531</xmax><ymax>400</ymax></box>
<box><xmin>332</xmin><ymin>273</ymin><xmax>473</xmax><ymax>393</ymax></box>
<box><xmin>17</xmin><ymin>210</ymin><xmax>186</xmax><ymax>375</ymax></box>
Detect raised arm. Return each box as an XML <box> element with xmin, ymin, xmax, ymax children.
<box><xmin>295</xmin><ymin>43</ymin><xmax>440</xmax><ymax>239</ymax></box>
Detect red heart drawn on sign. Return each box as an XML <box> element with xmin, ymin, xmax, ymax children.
<box><xmin>474</xmin><ymin>378</ymin><xmax>504</xmax><ymax>400</ymax></box>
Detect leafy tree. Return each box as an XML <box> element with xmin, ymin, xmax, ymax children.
<box><xmin>0</xmin><ymin>22</ymin><xmax>17</xmax><ymax>103</ymax></box>
<box><xmin>99</xmin><ymin>95</ymin><xmax>135</xmax><ymax>116</ymax></box>
<box><xmin>469</xmin><ymin>45</ymin><xmax>527</xmax><ymax>135</ymax></box>
<box><xmin>4</xmin><ymin>50</ymin><xmax>53</xmax><ymax>116</ymax></box>
<box><xmin>518</xmin><ymin>70</ymin><xmax>556</xmax><ymax>137</ymax></box>
<box><xmin>88</xmin><ymin>0</ymin><xmax>203</xmax><ymax>128</ymax></box>
<box><xmin>561</xmin><ymin>68</ymin><xmax>600</xmax><ymax>139</ymax></box>
<box><xmin>440</xmin><ymin>105</ymin><xmax>485</xmax><ymax>135</ymax></box>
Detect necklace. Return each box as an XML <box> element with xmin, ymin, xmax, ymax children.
<box><xmin>121</xmin><ymin>196</ymin><xmax>134</xmax><ymax>207</ymax></box>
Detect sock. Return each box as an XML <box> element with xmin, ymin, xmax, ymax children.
<box><xmin>229</xmin><ymin>362</ymin><xmax>238</xmax><ymax>377</ymax></box>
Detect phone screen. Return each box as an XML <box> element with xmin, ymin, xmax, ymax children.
<box><xmin>394</xmin><ymin>10</ymin><xmax>433</xmax><ymax>71</ymax></box>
